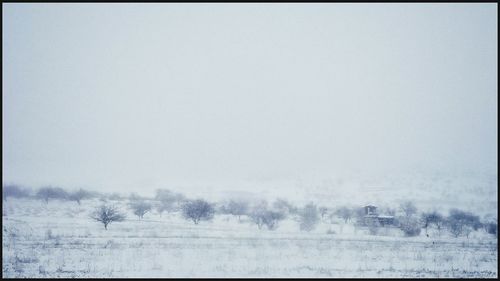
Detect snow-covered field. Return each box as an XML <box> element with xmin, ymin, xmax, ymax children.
<box><xmin>2</xmin><ymin>197</ymin><xmax>497</xmax><ymax>278</ymax></box>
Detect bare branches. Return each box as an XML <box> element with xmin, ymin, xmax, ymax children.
<box><xmin>90</xmin><ymin>205</ymin><xmax>126</xmax><ymax>230</ymax></box>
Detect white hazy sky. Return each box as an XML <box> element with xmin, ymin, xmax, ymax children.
<box><xmin>2</xmin><ymin>4</ymin><xmax>497</xmax><ymax>193</ymax></box>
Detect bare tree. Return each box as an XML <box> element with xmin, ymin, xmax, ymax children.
<box><xmin>446</xmin><ymin>209</ymin><xmax>481</xmax><ymax>238</ymax></box>
<box><xmin>421</xmin><ymin>211</ymin><xmax>443</xmax><ymax>235</ymax></box>
<box><xmin>155</xmin><ymin>189</ymin><xmax>186</xmax><ymax>215</ymax></box>
<box><xmin>129</xmin><ymin>192</ymin><xmax>146</xmax><ymax>201</ymax></box>
<box><xmin>484</xmin><ymin>222</ymin><xmax>498</xmax><ymax>236</ymax></box>
<box><xmin>129</xmin><ymin>200</ymin><xmax>153</xmax><ymax>219</ymax></box>
<box><xmin>483</xmin><ymin>214</ymin><xmax>497</xmax><ymax>236</ymax></box>
<box><xmin>36</xmin><ymin>186</ymin><xmax>68</xmax><ymax>204</ymax></box>
<box><xmin>68</xmin><ymin>188</ymin><xmax>91</xmax><ymax>205</ymax></box>
<box><xmin>249</xmin><ymin>208</ymin><xmax>267</xmax><ymax>230</ymax></box>
<box><xmin>399</xmin><ymin>201</ymin><xmax>417</xmax><ymax>217</ymax></box>
<box><xmin>335</xmin><ymin>206</ymin><xmax>353</xmax><ymax>223</ymax></box>
<box><xmin>263</xmin><ymin>210</ymin><xmax>285</xmax><ymax>230</ymax></box>
<box><xmin>299</xmin><ymin>202</ymin><xmax>320</xmax><ymax>232</ymax></box>
<box><xmin>272</xmin><ymin>198</ymin><xmax>298</xmax><ymax>216</ymax></box>
<box><xmin>181</xmin><ymin>199</ymin><xmax>215</xmax><ymax>224</ymax></box>
<box><xmin>249</xmin><ymin>208</ymin><xmax>285</xmax><ymax>230</ymax></box>
<box><xmin>155</xmin><ymin>201</ymin><xmax>169</xmax><ymax>217</ymax></box>
<box><xmin>399</xmin><ymin>216</ymin><xmax>422</xmax><ymax>237</ymax></box>
<box><xmin>222</xmin><ymin>200</ymin><xmax>249</xmax><ymax>221</ymax></box>
<box><xmin>90</xmin><ymin>205</ymin><xmax>126</xmax><ymax>230</ymax></box>
<box><xmin>108</xmin><ymin>192</ymin><xmax>125</xmax><ymax>201</ymax></box>
<box><xmin>2</xmin><ymin>184</ymin><xmax>30</xmax><ymax>201</ymax></box>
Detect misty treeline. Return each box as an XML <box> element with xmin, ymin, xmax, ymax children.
<box><xmin>2</xmin><ymin>184</ymin><xmax>497</xmax><ymax>237</ymax></box>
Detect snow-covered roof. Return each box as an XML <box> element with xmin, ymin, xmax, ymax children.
<box><xmin>377</xmin><ymin>215</ymin><xmax>395</xmax><ymax>219</ymax></box>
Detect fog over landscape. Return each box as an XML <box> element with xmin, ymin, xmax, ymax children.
<box><xmin>3</xmin><ymin>4</ymin><xmax>497</xmax><ymax>195</ymax></box>
<box><xmin>2</xmin><ymin>3</ymin><xmax>497</xmax><ymax>278</ymax></box>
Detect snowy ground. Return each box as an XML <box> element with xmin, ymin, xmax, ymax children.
<box><xmin>2</xmin><ymin>198</ymin><xmax>498</xmax><ymax>278</ymax></box>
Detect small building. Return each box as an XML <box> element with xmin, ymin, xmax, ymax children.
<box><xmin>362</xmin><ymin>204</ymin><xmax>395</xmax><ymax>227</ymax></box>
<box><xmin>377</xmin><ymin>215</ymin><xmax>395</xmax><ymax>226</ymax></box>
<box><xmin>364</xmin><ymin>205</ymin><xmax>377</xmax><ymax>216</ymax></box>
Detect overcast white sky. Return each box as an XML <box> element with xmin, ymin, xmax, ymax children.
<box><xmin>2</xmin><ymin>4</ymin><xmax>497</xmax><ymax>193</ymax></box>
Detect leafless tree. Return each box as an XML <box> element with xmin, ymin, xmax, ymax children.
<box><xmin>335</xmin><ymin>206</ymin><xmax>353</xmax><ymax>223</ymax></box>
<box><xmin>181</xmin><ymin>199</ymin><xmax>215</xmax><ymax>224</ymax></box>
<box><xmin>36</xmin><ymin>186</ymin><xmax>68</xmax><ymax>204</ymax></box>
<box><xmin>155</xmin><ymin>189</ymin><xmax>186</xmax><ymax>215</ymax></box>
<box><xmin>272</xmin><ymin>198</ymin><xmax>298</xmax><ymax>216</ymax></box>
<box><xmin>399</xmin><ymin>201</ymin><xmax>417</xmax><ymax>217</ymax></box>
<box><xmin>108</xmin><ymin>192</ymin><xmax>125</xmax><ymax>201</ymax></box>
<box><xmin>446</xmin><ymin>209</ymin><xmax>481</xmax><ymax>238</ymax></box>
<box><xmin>399</xmin><ymin>216</ymin><xmax>422</xmax><ymax>237</ymax></box>
<box><xmin>250</xmin><ymin>208</ymin><xmax>285</xmax><ymax>230</ymax></box>
<box><xmin>129</xmin><ymin>192</ymin><xmax>145</xmax><ymax>201</ymax></box>
<box><xmin>421</xmin><ymin>211</ymin><xmax>443</xmax><ymax>235</ymax></box>
<box><xmin>68</xmin><ymin>188</ymin><xmax>91</xmax><ymax>205</ymax></box>
<box><xmin>90</xmin><ymin>205</ymin><xmax>126</xmax><ymax>230</ymax></box>
<box><xmin>129</xmin><ymin>200</ymin><xmax>153</xmax><ymax>219</ymax></box>
<box><xmin>2</xmin><ymin>184</ymin><xmax>30</xmax><ymax>201</ymax></box>
<box><xmin>222</xmin><ymin>200</ymin><xmax>249</xmax><ymax>221</ymax></box>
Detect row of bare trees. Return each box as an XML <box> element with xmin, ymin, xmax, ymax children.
<box><xmin>91</xmin><ymin>198</ymin><xmax>216</xmax><ymax>229</ymax></box>
<box><xmin>3</xmin><ymin>184</ymin><xmax>95</xmax><ymax>205</ymax></box>
<box><xmin>4</xmin><ymin>184</ymin><xmax>497</xmax><ymax>237</ymax></box>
